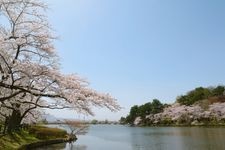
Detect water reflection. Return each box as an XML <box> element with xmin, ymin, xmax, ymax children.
<box><xmin>33</xmin><ymin>142</ymin><xmax>87</xmax><ymax>150</ymax></box>
<box><xmin>34</xmin><ymin>142</ymin><xmax>67</xmax><ymax>150</ymax></box>
<box><xmin>130</xmin><ymin>127</ymin><xmax>225</xmax><ymax>150</ymax></box>
<box><xmin>177</xmin><ymin>127</ymin><xmax>225</xmax><ymax>150</ymax></box>
<box><xmin>65</xmin><ymin>143</ymin><xmax>87</xmax><ymax>150</ymax></box>
<box><xmin>39</xmin><ymin>125</ymin><xmax>225</xmax><ymax>150</ymax></box>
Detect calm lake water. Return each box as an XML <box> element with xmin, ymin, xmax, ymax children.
<box><xmin>35</xmin><ymin>125</ymin><xmax>225</xmax><ymax>150</ymax></box>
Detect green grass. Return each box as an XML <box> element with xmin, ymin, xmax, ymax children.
<box><xmin>0</xmin><ymin>130</ymin><xmax>39</xmax><ymax>150</ymax></box>
<box><xmin>0</xmin><ymin>125</ymin><xmax>67</xmax><ymax>150</ymax></box>
<box><xmin>28</xmin><ymin>125</ymin><xmax>67</xmax><ymax>140</ymax></box>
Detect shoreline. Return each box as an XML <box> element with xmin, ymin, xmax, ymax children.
<box><xmin>18</xmin><ymin>136</ymin><xmax>76</xmax><ymax>150</ymax></box>
<box><xmin>122</xmin><ymin>124</ymin><xmax>225</xmax><ymax>128</ymax></box>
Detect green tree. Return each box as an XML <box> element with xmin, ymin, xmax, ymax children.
<box><xmin>119</xmin><ymin>117</ymin><xmax>126</xmax><ymax>124</ymax></box>
<box><xmin>212</xmin><ymin>86</ymin><xmax>225</xmax><ymax>96</ymax></box>
<box><xmin>104</xmin><ymin>119</ymin><xmax>109</xmax><ymax>124</ymax></box>
<box><xmin>128</xmin><ymin>105</ymin><xmax>139</xmax><ymax>124</ymax></box>
<box><xmin>91</xmin><ymin>119</ymin><xmax>98</xmax><ymax>124</ymax></box>
<box><xmin>139</xmin><ymin>102</ymin><xmax>152</xmax><ymax>118</ymax></box>
<box><xmin>151</xmin><ymin>99</ymin><xmax>164</xmax><ymax>114</ymax></box>
<box><xmin>125</xmin><ymin>115</ymin><xmax>132</xmax><ymax>124</ymax></box>
<box><xmin>125</xmin><ymin>99</ymin><xmax>165</xmax><ymax>124</ymax></box>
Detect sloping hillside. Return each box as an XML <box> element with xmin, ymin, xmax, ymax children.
<box><xmin>121</xmin><ymin>86</ymin><xmax>225</xmax><ymax>126</ymax></box>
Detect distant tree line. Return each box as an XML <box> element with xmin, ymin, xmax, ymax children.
<box><xmin>120</xmin><ymin>99</ymin><xmax>166</xmax><ymax>125</ymax></box>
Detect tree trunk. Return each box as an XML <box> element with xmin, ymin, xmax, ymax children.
<box><xmin>7</xmin><ymin>109</ymin><xmax>22</xmax><ymax>133</ymax></box>
<box><xmin>3</xmin><ymin>117</ymin><xmax>8</xmax><ymax>134</ymax></box>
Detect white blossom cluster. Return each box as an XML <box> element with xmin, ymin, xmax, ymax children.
<box><xmin>144</xmin><ymin>102</ymin><xmax>225</xmax><ymax>125</ymax></box>
<box><xmin>0</xmin><ymin>0</ymin><xmax>120</xmax><ymax>127</ymax></box>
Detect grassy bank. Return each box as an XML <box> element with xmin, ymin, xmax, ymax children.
<box><xmin>0</xmin><ymin>125</ymin><xmax>67</xmax><ymax>150</ymax></box>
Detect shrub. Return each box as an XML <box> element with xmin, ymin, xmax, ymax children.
<box><xmin>160</xmin><ymin>117</ymin><xmax>173</xmax><ymax>125</ymax></box>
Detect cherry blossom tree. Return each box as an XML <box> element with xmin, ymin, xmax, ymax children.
<box><xmin>64</xmin><ymin>120</ymin><xmax>89</xmax><ymax>136</ymax></box>
<box><xmin>0</xmin><ymin>0</ymin><xmax>120</xmax><ymax>133</ymax></box>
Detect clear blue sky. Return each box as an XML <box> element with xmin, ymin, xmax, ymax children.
<box><xmin>46</xmin><ymin>0</ymin><xmax>225</xmax><ymax>121</ymax></box>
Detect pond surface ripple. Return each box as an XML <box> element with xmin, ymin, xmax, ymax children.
<box><xmin>34</xmin><ymin>125</ymin><xmax>225</xmax><ymax>150</ymax></box>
